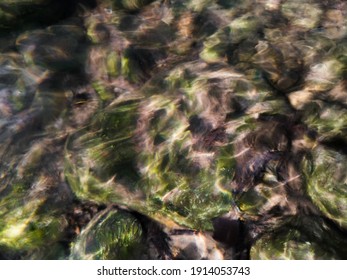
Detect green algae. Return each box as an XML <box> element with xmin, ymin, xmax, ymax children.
<box><xmin>70</xmin><ymin>208</ymin><xmax>144</xmax><ymax>260</ymax></box>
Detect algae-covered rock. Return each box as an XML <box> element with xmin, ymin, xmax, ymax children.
<box><xmin>304</xmin><ymin>146</ymin><xmax>347</xmax><ymax>230</ymax></box>
<box><xmin>64</xmin><ymin>95</ymin><xmax>142</xmax><ymax>207</ymax></box>
<box><xmin>250</xmin><ymin>215</ymin><xmax>347</xmax><ymax>260</ymax></box>
<box><xmin>322</xmin><ymin>8</ymin><xmax>347</xmax><ymax>40</ymax></box>
<box><xmin>66</xmin><ymin>62</ymin><xmax>268</xmax><ymax>230</ymax></box>
<box><xmin>281</xmin><ymin>0</ymin><xmax>322</xmax><ymax>31</ymax></box>
<box><xmin>0</xmin><ymin>53</ymin><xmax>28</xmax><ymax>115</ymax></box>
<box><xmin>16</xmin><ymin>23</ymin><xmax>87</xmax><ymax>71</ymax></box>
<box><xmin>305</xmin><ymin>59</ymin><xmax>344</xmax><ymax>92</ymax></box>
<box><xmin>1</xmin><ymin>0</ymin><xmax>347</xmax><ymax>261</ymax></box>
<box><xmin>252</xmin><ymin>40</ymin><xmax>303</xmax><ymax>92</ymax></box>
<box><xmin>200</xmin><ymin>14</ymin><xmax>260</xmax><ymax>63</ymax></box>
<box><xmin>70</xmin><ymin>208</ymin><xmax>145</xmax><ymax>260</ymax></box>
<box><xmin>251</xmin><ymin>228</ymin><xmax>336</xmax><ymax>260</ymax></box>
<box><xmin>0</xmin><ymin>177</ymin><xmax>71</xmax><ymax>259</ymax></box>
<box><xmin>66</xmin><ymin>60</ymin><xmax>286</xmax><ymax>232</ymax></box>
<box><xmin>303</xmin><ymin>102</ymin><xmax>347</xmax><ymax>141</ymax></box>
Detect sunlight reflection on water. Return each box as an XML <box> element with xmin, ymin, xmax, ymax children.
<box><xmin>0</xmin><ymin>0</ymin><xmax>347</xmax><ymax>260</ymax></box>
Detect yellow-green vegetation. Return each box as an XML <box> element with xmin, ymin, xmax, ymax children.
<box><xmin>0</xmin><ymin>181</ymin><xmax>67</xmax><ymax>259</ymax></box>
<box><xmin>70</xmin><ymin>208</ymin><xmax>144</xmax><ymax>260</ymax></box>
<box><xmin>251</xmin><ymin>216</ymin><xmax>347</xmax><ymax>259</ymax></box>
<box><xmin>304</xmin><ymin>147</ymin><xmax>347</xmax><ymax>230</ymax></box>
<box><xmin>1</xmin><ymin>0</ymin><xmax>347</xmax><ymax>260</ymax></box>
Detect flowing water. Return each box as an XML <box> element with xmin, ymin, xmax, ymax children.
<box><xmin>0</xmin><ymin>0</ymin><xmax>347</xmax><ymax>260</ymax></box>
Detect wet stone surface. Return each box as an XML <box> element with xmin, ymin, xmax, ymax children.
<box><xmin>0</xmin><ymin>0</ymin><xmax>347</xmax><ymax>259</ymax></box>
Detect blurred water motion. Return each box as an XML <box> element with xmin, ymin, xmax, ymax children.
<box><xmin>0</xmin><ymin>0</ymin><xmax>347</xmax><ymax>260</ymax></box>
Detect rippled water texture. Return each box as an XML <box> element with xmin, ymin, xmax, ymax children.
<box><xmin>0</xmin><ymin>0</ymin><xmax>347</xmax><ymax>260</ymax></box>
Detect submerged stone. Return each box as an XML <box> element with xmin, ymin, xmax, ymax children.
<box><xmin>16</xmin><ymin>23</ymin><xmax>87</xmax><ymax>71</ymax></box>
<box><xmin>1</xmin><ymin>0</ymin><xmax>347</xmax><ymax>260</ymax></box>
<box><xmin>66</xmin><ymin>61</ymin><xmax>279</xmax><ymax>231</ymax></box>
<box><xmin>0</xmin><ymin>176</ymin><xmax>72</xmax><ymax>259</ymax></box>
<box><xmin>251</xmin><ymin>228</ymin><xmax>336</xmax><ymax>260</ymax></box>
<box><xmin>281</xmin><ymin>0</ymin><xmax>322</xmax><ymax>31</ymax></box>
<box><xmin>250</xmin><ymin>215</ymin><xmax>347</xmax><ymax>259</ymax></box>
<box><xmin>304</xmin><ymin>146</ymin><xmax>347</xmax><ymax>230</ymax></box>
<box><xmin>70</xmin><ymin>208</ymin><xmax>145</xmax><ymax>260</ymax></box>
<box><xmin>303</xmin><ymin>103</ymin><xmax>347</xmax><ymax>141</ymax></box>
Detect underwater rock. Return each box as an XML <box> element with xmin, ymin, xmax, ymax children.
<box><xmin>0</xmin><ymin>174</ymin><xmax>72</xmax><ymax>259</ymax></box>
<box><xmin>252</xmin><ymin>40</ymin><xmax>303</xmax><ymax>92</ymax></box>
<box><xmin>1</xmin><ymin>0</ymin><xmax>347</xmax><ymax>260</ymax></box>
<box><xmin>66</xmin><ymin>61</ymin><xmax>272</xmax><ymax>231</ymax></box>
<box><xmin>322</xmin><ymin>8</ymin><xmax>347</xmax><ymax>40</ymax></box>
<box><xmin>304</xmin><ymin>146</ymin><xmax>347</xmax><ymax>230</ymax></box>
<box><xmin>305</xmin><ymin>59</ymin><xmax>343</xmax><ymax>93</ymax></box>
<box><xmin>250</xmin><ymin>215</ymin><xmax>347</xmax><ymax>259</ymax></box>
<box><xmin>0</xmin><ymin>53</ymin><xmax>29</xmax><ymax>116</ymax></box>
<box><xmin>16</xmin><ymin>22</ymin><xmax>87</xmax><ymax>71</ymax></box>
<box><xmin>70</xmin><ymin>207</ymin><xmax>145</xmax><ymax>260</ymax></box>
<box><xmin>167</xmin><ymin>230</ymin><xmax>231</xmax><ymax>260</ymax></box>
<box><xmin>303</xmin><ymin>102</ymin><xmax>347</xmax><ymax>141</ymax></box>
<box><xmin>251</xmin><ymin>228</ymin><xmax>336</xmax><ymax>260</ymax></box>
<box><xmin>232</xmin><ymin>115</ymin><xmax>320</xmax><ymax>242</ymax></box>
<box><xmin>200</xmin><ymin>14</ymin><xmax>260</xmax><ymax>63</ymax></box>
<box><xmin>281</xmin><ymin>0</ymin><xmax>322</xmax><ymax>31</ymax></box>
